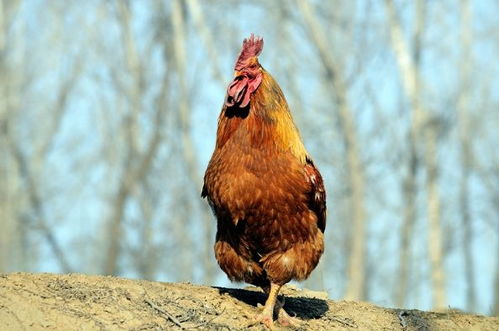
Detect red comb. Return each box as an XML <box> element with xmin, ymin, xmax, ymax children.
<box><xmin>234</xmin><ymin>34</ymin><xmax>264</xmax><ymax>70</ymax></box>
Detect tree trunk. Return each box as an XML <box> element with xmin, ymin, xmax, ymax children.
<box><xmin>171</xmin><ymin>0</ymin><xmax>216</xmax><ymax>284</ymax></box>
<box><xmin>385</xmin><ymin>0</ymin><xmax>447</xmax><ymax>309</ymax></box>
<box><xmin>424</xmin><ymin>127</ymin><xmax>446</xmax><ymax>309</ymax></box>
<box><xmin>458</xmin><ymin>0</ymin><xmax>476</xmax><ymax>312</ymax></box>
<box><xmin>397</xmin><ymin>140</ymin><xmax>418</xmax><ymax>307</ymax></box>
<box><xmin>103</xmin><ymin>1</ymin><xmax>142</xmax><ymax>275</ymax></box>
<box><xmin>297</xmin><ymin>0</ymin><xmax>367</xmax><ymax>301</ymax></box>
<box><xmin>494</xmin><ymin>213</ymin><xmax>499</xmax><ymax>317</ymax></box>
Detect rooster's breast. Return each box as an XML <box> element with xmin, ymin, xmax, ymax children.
<box><xmin>204</xmin><ymin>141</ymin><xmax>316</xmax><ymax>252</ymax></box>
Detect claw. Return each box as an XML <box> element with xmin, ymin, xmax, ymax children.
<box><xmin>274</xmin><ymin>297</ymin><xmax>301</xmax><ymax>327</ymax></box>
<box><xmin>278</xmin><ymin>309</ymin><xmax>301</xmax><ymax>327</ymax></box>
<box><xmin>255</xmin><ymin>311</ymin><xmax>275</xmax><ymax>330</ymax></box>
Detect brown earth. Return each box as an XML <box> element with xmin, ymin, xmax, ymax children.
<box><xmin>0</xmin><ymin>273</ymin><xmax>497</xmax><ymax>330</ymax></box>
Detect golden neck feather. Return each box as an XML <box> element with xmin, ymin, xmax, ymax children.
<box><xmin>250</xmin><ymin>71</ymin><xmax>308</xmax><ymax>163</ymax></box>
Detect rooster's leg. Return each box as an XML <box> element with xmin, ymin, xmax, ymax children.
<box><xmin>255</xmin><ymin>282</ymin><xmax>281</xmax><ymax>330</ymax></box>
<box><xmin>261</xmin><ymin>286</ymin><xmax>301</xmax><ymax>327</ymax></box>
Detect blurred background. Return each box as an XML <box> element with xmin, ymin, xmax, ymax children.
<box><xmin>1</xmin><ymin>0</ymin><xmax>498</xmax><ymax>316</ymax></box>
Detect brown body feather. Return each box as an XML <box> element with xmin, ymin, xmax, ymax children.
<box><xmin>203</xmin><ymin>69</ymin><xmax>326</xmax><ymax>287</ymax></box>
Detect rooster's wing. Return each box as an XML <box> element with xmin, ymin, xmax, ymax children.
<box><xmin>304</xmin><ymin>157</ymin><xmax>326</xmax><ymax>233</ymax></box>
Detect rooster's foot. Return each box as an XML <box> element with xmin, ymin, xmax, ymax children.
<box><xmin>254</xmin><ymin>309</ymin><xmax>275</xmax><ymax>330</ymax></box>
<box><xmin>277</xmin><ymin>308</ymin><xmax>301</xmax><ymax>327</ymax></box>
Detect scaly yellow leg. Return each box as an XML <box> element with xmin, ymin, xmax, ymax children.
<box><xmin>255</xmin><ymin>283</ymin><xmax>281</xmax><ymax>330</ymax></box>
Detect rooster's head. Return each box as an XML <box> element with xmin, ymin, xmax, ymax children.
<box><xmin>225</xmin><ymin>34</ymin><xmax>264</xmax><ymax>108</ymax></box>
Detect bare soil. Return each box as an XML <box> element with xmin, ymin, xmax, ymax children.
<box><xmin>0</xmin><ymin>273</ymin><xmax>497</xmax><ymax>330</ymax></box>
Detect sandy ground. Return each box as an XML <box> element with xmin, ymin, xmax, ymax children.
<box><xmin>0</xmin><ymin>273</ymin><xmax>497</xmax><ymax>330</ymax></box>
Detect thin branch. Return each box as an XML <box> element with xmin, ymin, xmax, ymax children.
<box><xmin>185</xmin><ymin>0</ymin><xmax>225</xmax><ymax>85</ymax></box>
<box><xmin>8</xmin><ymin>143</ymin><xmax>73</xmax><ymax>272</ymax></box>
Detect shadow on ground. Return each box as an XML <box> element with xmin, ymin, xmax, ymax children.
<box><xmin>216</xmin><ymin>286</ymin><xmax>329</xmax><ymax>320</ymax></box>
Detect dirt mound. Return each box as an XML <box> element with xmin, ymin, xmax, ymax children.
<box><xmin>0</xmin><ymin>273</ymin><xmax>497</xmax><ymax>330</ymax></box>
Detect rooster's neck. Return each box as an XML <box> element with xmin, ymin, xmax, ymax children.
<box><xmin>248</xmin><ymin>72</ymin><xmax>308</xmax><ymax>163</ymax></box>
<box><xmin>216</xmin><ymin>72</ymin><xmax>308</xmax><ymax>164</ymax></box>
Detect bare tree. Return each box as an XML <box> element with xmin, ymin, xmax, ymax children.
<box><xmin>457</xmin><ymin>0</ymin><xmax>476</xmax><ymax>311</ymax></box>
<box><xmin>395</xmin><ymin>0</ymin><xmax>426</xmax><ymax>308</ymax></box>
<box><xmin>494</xmin><ymin>187</ymin><xmax>499</xmax><ymax>317</ymax></box>
<box><xmin>385</xmin><ymin>0</ymin><xmax>447</xmax><ymax>309</ymax></box>
<box><xmin>0</xmin><ymin>0</ymin><xmax>21</xmax><ymax>273</ymax></box>
<box><xmin>1</xmin><ymin>0</ymin><xmax>82</xmax><ymax>273</ymax></box>
<box><xmin>297</xmin><ymin>0</ymin><xmax>368</xmax><ymax>301</ymax></box>
<box><xmin>171</xmin><ymin>0</ymin><xmax>219</xmax><ymax>283</ymax></box>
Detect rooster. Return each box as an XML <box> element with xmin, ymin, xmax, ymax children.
<box><xmin>202</xmin><ymin>34</ymin><xmax>326</xmax><ymax>329</ymax></box>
